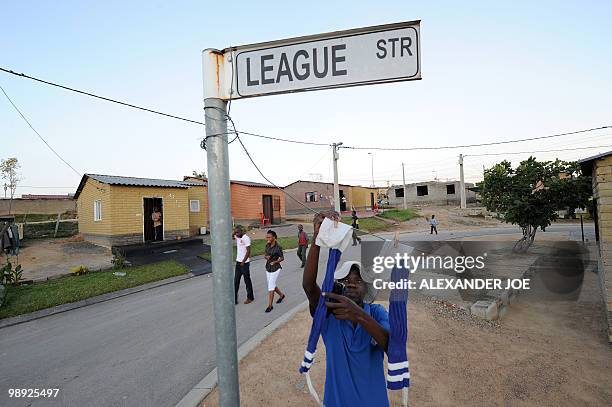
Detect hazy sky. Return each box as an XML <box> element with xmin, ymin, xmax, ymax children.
<box><xmin>1</xmin><ymin>0</ymin><xmax>611</xmax><ymax>196</ymax></box>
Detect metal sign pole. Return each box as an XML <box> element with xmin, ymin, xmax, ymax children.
<box><xmin>203</xmin><ymin>50</ymin><xmax>240</xmax><ymax>407</ymax></box>
<box><xmin>401</xmin><ymin>163</ymin><xmax>408</xmax><ymax>209</ymax></box>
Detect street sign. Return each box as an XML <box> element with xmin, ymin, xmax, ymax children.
<box><xmin>203</xmin><ymin>21</ymin><xmax>421</xmax><ymax>100</ymax></box>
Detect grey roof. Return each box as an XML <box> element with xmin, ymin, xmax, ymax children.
<box><xmin>578</xmin><ymin>150</ymin><xmax>612</xmax><ymax>165</ymax></box>
<box><xmin>74</xmin><ymin>174</ymin><xmax>203</xmax><ymax>199</ymax></box>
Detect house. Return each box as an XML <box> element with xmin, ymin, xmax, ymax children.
<box><xmin>74</xmin><ymin>174</ymin><xmax>207</xmax><ymax>247</ymax></box>
<box><xmin>184</xmin><ymin>177</ymin><xmax>285</xmax><ymax>225</ymax></box>
<box><xmin>283</xmin><ymin>180</ymin><xmax>380</xmax><ymax>214</ymax></box>
<box><xmin>386</xmin><ymin>180</ymin><xmax>476</xmax><ymax>206</ymax></box>
<box><xmin>579</xmin><ymin>150</ymin><xmax>612</xmax><ymax>344</ymax></box>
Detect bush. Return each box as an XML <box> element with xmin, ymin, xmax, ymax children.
<box><xmin>1</xmin><ymin>261</ymin><xmax>22</xmax><ymax>285</ymax></box>
<box><xmin>111</xmin><ymin>252</ymin><xmax>129</xmax><ymax>269</ymax></box>
<box><xmin>70</xmin><ymin>264</ymin><xmax>89</xmax><ymax>276</ymax></box>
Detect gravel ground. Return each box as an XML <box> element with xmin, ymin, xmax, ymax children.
<box><xmin>201</xmin><ymin>268</ymin><xmax>611</xmax><ymax>407</ymax></box>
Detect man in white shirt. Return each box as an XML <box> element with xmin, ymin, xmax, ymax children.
<box><xmin>233</xmin><ymin>227</ymin><xmax>254</xmax><ymax>304</ymax></box>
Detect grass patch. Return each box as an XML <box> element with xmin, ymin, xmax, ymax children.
<box><xmin>199</xmin><ymin>235</ymin><xmax>299</xmax><ymax>262</ymax></box>
<box><xmin>341</xmin><ymin>216</ymin><xmax>392</xmax><ymax>232</ymax></box>
<box><xmin>377</xmin><ymin>208</ymin><xmax>418</xmax><ymax>222</ymax></box>
<box><xmin>0</xmin><ymin>260</ymin><xmax>189</xmax><ymax>320</ymax></box>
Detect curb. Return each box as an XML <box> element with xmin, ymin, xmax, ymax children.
<box><xmin>0</xmin><ymin>272</ymin><xmax>206</xmax><ymax>329</ymax></box>
<box><xmin>175</xmin><ymin>300</ymin><xmax>308</xmax><ymax>407</ymax></box>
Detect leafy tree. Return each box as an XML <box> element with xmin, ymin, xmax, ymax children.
<box><xmin>192</xmin><ymin>170</ymin><xmax>206</xmax><ymax>179</ymax></box>
<box><xmin>0</xmin><ymin>157</ymin><xmax>22</xmax><ymax>215</ymax></box>
<box><xmin>479</xmin><ymin>157</ymin><xmax>591</xmax><ymax>252</ymax></box>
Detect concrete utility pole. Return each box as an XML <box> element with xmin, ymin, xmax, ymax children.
<box><xmin>368</xmin><ymin>152</ymin><xmax>374</xmax><ymax>188</ymax></box>
<box><xmin>332</xmin><ymin>142</ymin><xmax>342</xmax><ymax>213</ymax></box>
<box><xmin>202</xmin><ymin>49</ymin><xmax>240</xmax><ymax>407</ymax></box>
<box><xmin>459</xmin><ymin>153</ymin><xmax>466</xmax><ymax>209</ymax></box>
<box><xmin>401</xmin><ymin>163</ymin><xmax>408</xmax><ymax>209</ymax></box>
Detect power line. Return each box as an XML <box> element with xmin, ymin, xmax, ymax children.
<box><xmin>340</xmin><ymin>126</ymin><xmax>611</xmax><ymax>151</ymax></box>
<box><xmin>0</xmin><ymin>67</ymin><xmax>206</xmax><ymax>126</ymax></box>
<box><xmin>465</xmin><ymin>144</ymin><xmax>612</xmax><ymax>157</ymax></box>
<box><xmin>235</xmin><ymin>130</ymin><xmax>331</xmax><ymax>147</ymax></box>
<box><xmin>0</xmin><ymin>85</ymin><xmax>82</xmax><ymax>177</ymax></box>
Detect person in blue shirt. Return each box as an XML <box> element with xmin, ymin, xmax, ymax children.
<box><xmin>302</xmin><ymin>212</ymin><xmax>390</xmax><ymax>407</ymax></box>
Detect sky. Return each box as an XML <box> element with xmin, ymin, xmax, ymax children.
<box><xmin>1</xmin><ymin>0</ymin><xmax>611</xmax><ymax>197</ymax></box>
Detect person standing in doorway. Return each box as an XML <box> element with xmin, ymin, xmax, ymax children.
<box><xmin>297</xmin><ymin>224</ymin><xmax>309</xmax><ymax>268</ymax></box>
<box><xmin>152</xmin><ymin>207</ymin><xmax>162</xmax><ymax>241</ymax></box>
<box><xmin>264</xmin><ymin>230</ymin><xmax>285</xmax><ymax>313</ymax></box>
<box><xmin>351</xmin><ymin>209</ymin><xmax>362</xmax><ymax>246</ymax></box>
<box><xmin>430</xmin><ymin>214</ymin><xmax>439</xmax><ymax>235</ymax></box>
<box><xmin>233</xmin><ymin>227</ymin><xmax>254</xmax><ymax>305</ymax></box>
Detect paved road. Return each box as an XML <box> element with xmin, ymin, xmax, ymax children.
<box><xmin>0</xmin><ymin>223</ymin><xmax>594</xmax><ymax>407</ymax></box>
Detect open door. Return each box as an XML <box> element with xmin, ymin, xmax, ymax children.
<box><xmin>143</xmin><ymin>197</ymin><xmax>163</xmax><ymax>242</ymax></box>
<box><xmin>370</xmin><ymin>192</ymin><xmax>375</xmax><ymax>210</ymax></box>
<box><xmin>262</xmin><ymin>195</ymin><xmax>274</xmax><ymax>225</ymax></box>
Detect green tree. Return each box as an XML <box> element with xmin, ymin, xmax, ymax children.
<box><xmin>0</xmin><ymin>157</ymin><xmax>22</xmax><ymax>215</ymax></box>
<box><xmin>479</xmin><ymin>157</ymin><xmax>591</xmax><ymax>252</ymax></box>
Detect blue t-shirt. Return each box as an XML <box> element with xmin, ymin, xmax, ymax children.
<box><xmin>320</xmin><ymin>302</ymin><xmax>390</xmax><ymax>407</ymax></box>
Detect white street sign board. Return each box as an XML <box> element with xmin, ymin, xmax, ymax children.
<box><xmin>203</xmin><ymin>21</ymin><xmax>421</xmax><ymax>100</ymax></box>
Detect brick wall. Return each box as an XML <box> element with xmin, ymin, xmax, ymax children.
<box><xmin>387</xmin><ymin>181</ymin><xmax>477</xmax><ymax>206</ymax></box>
<box><xmin>188</xmin><ymin>185</ymin><xmax>208</xmax><ymax>235</ymax></box>
<box><xmin>593</xmin><ymin>156</ymin><xmax>612</xmax><ymax>344</ymax></box>
<box><xmin>109</xmin><ymin>184</ymin><xmax>190</xmax><ymax>237</ymax></box>
<box><xmin>77</xmin><ymin>178</ymin><xmax>112</xmax><ymax>236</ymax></box>
<box><xmin>230</xmin><ymin>184</ymin><xmax>285</xmax><ymax>224</ymax></box>
<box><xmin>284</xmin><ymin>181</ymin><xmax>351</xmax><ymax>214</ymax></box>
<box><xmin>0</xmin><ymin>198</ymin><xmax>76</xmax><ymax>215</ymax></box>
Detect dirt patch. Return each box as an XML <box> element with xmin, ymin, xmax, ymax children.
<box><xmin>201</xmin><ymin>272</ymin><xmax>611</xmax><ymax>407</ymax></box>
<box><xmin>8</xmin><ymin>237</ymin><xmax>113</xmax><ymax>281</ymax></box>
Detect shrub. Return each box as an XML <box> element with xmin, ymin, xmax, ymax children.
<box><xmin>111</xmin><ymin>252</ymin><xmax>129</xmax><ymax>269</ymax></box>
<box><xmin>1</xmin><ymin>261</ymin><xmax>22</xmax><ymax>285</ymax></box>
<box><xmin>71</xmin><ymin>264</ymin><xmax>89</xmax><ymax>276</ymax></box>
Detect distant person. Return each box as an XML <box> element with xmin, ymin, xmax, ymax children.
<box><xmin>233</xmin><ymin>227</ymin><xmax>254</xmax><ymax>305</ymax></box>
<box><xmin>351</xmin><ymin>209</ymin><xmax>362</xmax><ymax>246</ymax></box>
<box><xmin>430</xmin><ymin>214</ymin><xmax>438</xmax><ymax>235</ymax></box>
<box><xmin>297</xmin><ymin>224</ymin><xmax>309</xmax><ymax>268</ymax></box>
<box><xmin>264</xmin><ymin>230</ymin><xmax>285</xmax><ymax>313</ymax></box>
<box><xmin>152</xmin><ymin>207</ymin><xmax>162</xmax><ymax>241</ymax></box>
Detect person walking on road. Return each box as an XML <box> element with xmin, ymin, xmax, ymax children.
<box><xmin>351</xmin><ymin>209</ymin><xmax>362</xmax><ymax>246</ymax></box>
<box><xmin>233</xmin><ymin>227</ymin><xmax>254</xmax><ymax>305</ymax></box>
<box><xmin>297</xmin><ymin>224</ymin><xmax>309</xmax><ymax>268</ymax></box>
<box><xmin>264</xmin><ymin>230</ymin><xmax>285</xmax><ymax>313</ymax></box>
<box><xmin>430</xmin><ymin>214</ymin><xmax>439</xmax><ymax>235</ymax></box>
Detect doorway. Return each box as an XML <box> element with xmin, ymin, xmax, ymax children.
<box><xmin>339</xmin><ymin>190</ymin><xmax>347</xmax><ymax>212</ymax></box>
<box><xmin>370</xmin><ymin>192</ymin><xmax>375</xmax><ymax>210</ymax></box>
<box><xmin>143</xmin><ymin>197</ymin><xmax>163</xmax><ymax>242</ymax></box>
<box><xmin>262</xmin><ymin>195</ymin><xmax>274</xmax><ymax>225</ymax></box>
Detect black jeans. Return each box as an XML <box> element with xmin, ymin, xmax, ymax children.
<box><xmin>297</xmin><ymin>245</ymin><xmax>308</xmax><ymax>266</ymax></box>
<box><xmin>430</xmin><ymin>225</ymin><xmax>438</xmax><ymax>234</ymax></box>
<box><xmin>234</xmin><ymin>262</ymin><xmax>254</xmax><ymax>302</ymax></box>
<box><xmin>154</xmin><ymin>225</ymin><xmax>163</xmax><ymax>241</ymax></box>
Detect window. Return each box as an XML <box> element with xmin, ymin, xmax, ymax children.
<box><xmin>394</xmin><ymin>188</ymin><xmax>404</xmax><ymax>198</ymax></box>
<box><xmin>190</xmin><ymin>199</ymin><xmax>200</xmax><ymax>212</ymax></box>
<box><xmin>416</xmin><ymin>185</ymin><xmax>428</xmax><ymax>196</ymax></box>
<box><xmin>305</xmin><ymin>192</ymin><xmax>318</xmax><ymax>202</ymax></box>
<box><xmin>94</xmin><ymin>200</ymin><xmax>102</xmax><ymax>221</ymax></box>
<box><xmin>446</xmin><ymin>184</ymin><xmax>456</xmax><ymax>195</ymax></box>
<box><xmin>273</xmin><ymin>196</ymin><xmax>281</xmax><ymax>210</ymax></box>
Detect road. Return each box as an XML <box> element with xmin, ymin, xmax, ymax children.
<box><xmin>0</xmin><ymin>223</ymin><xmax>594</xmax><ymax>407</ymax></box>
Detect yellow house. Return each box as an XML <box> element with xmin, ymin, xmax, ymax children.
<box><xmin>349</xmin><ymin>185</ymin><xmax>379</xmax><ymax>210</ymax></box>
<box><xmin>579</xmin><ymin>150</ymin><xmax>612</xmax><ymax>344</ymax></box>
<box><xmin>74</xmin><ymin>174</ymin><xmax>208</xmax><ymax>247</ymax></box>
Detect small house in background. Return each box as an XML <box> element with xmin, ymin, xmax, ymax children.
<box><xmin>283</xmin><ymin>180</ymin><xmax>350</xmax><ymax>214</ymax></box>
<box><xmin>74</xmin><ymin>174</ymin><xmax>207</xmax><ymax>247</ymax></box>
<box><xmin>579</xmin><ymin>150</ymin><xmax>612</xmax><ymax>344</ymax></box>
<box><xmin>387</xmin><ymin>180</ymin><xmax>476</xmax><ymax>206</ymax></box>
<box><xmin>184</xmin><ymin>177</ymin><xmax>285</xmax><ymax>226</ymax></box>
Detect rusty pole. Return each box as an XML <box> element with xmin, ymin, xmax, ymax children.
<box><xmin>202</xmin><ymin>49</ymin><xmax>240</xmax><ymax>407</ymax></box>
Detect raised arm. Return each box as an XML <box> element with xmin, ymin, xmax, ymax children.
<box><xmin>302</xmin><ymin>212</ymin><xmax>338</xmax><ymax>314</ymax></box>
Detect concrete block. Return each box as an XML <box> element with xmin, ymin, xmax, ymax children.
<box><xmin>470</xmin><ymin>300</ymin><xmax>499</xmax><ymax>320</ymax></box>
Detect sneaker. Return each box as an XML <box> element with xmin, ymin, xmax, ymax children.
<box><xmin>265</xmin><ymin>306</ymin><xmax>273</xmax><ymax>313</ymax></box>
<box><xmin>276</xmin><ymin>295</ymin><xmax>285</xmax><ymax>304</ymax></box>
<box><xmin>244</xmin><ymin>298</ymin><xmax>253</xmax><ymax>304</ymax></box>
